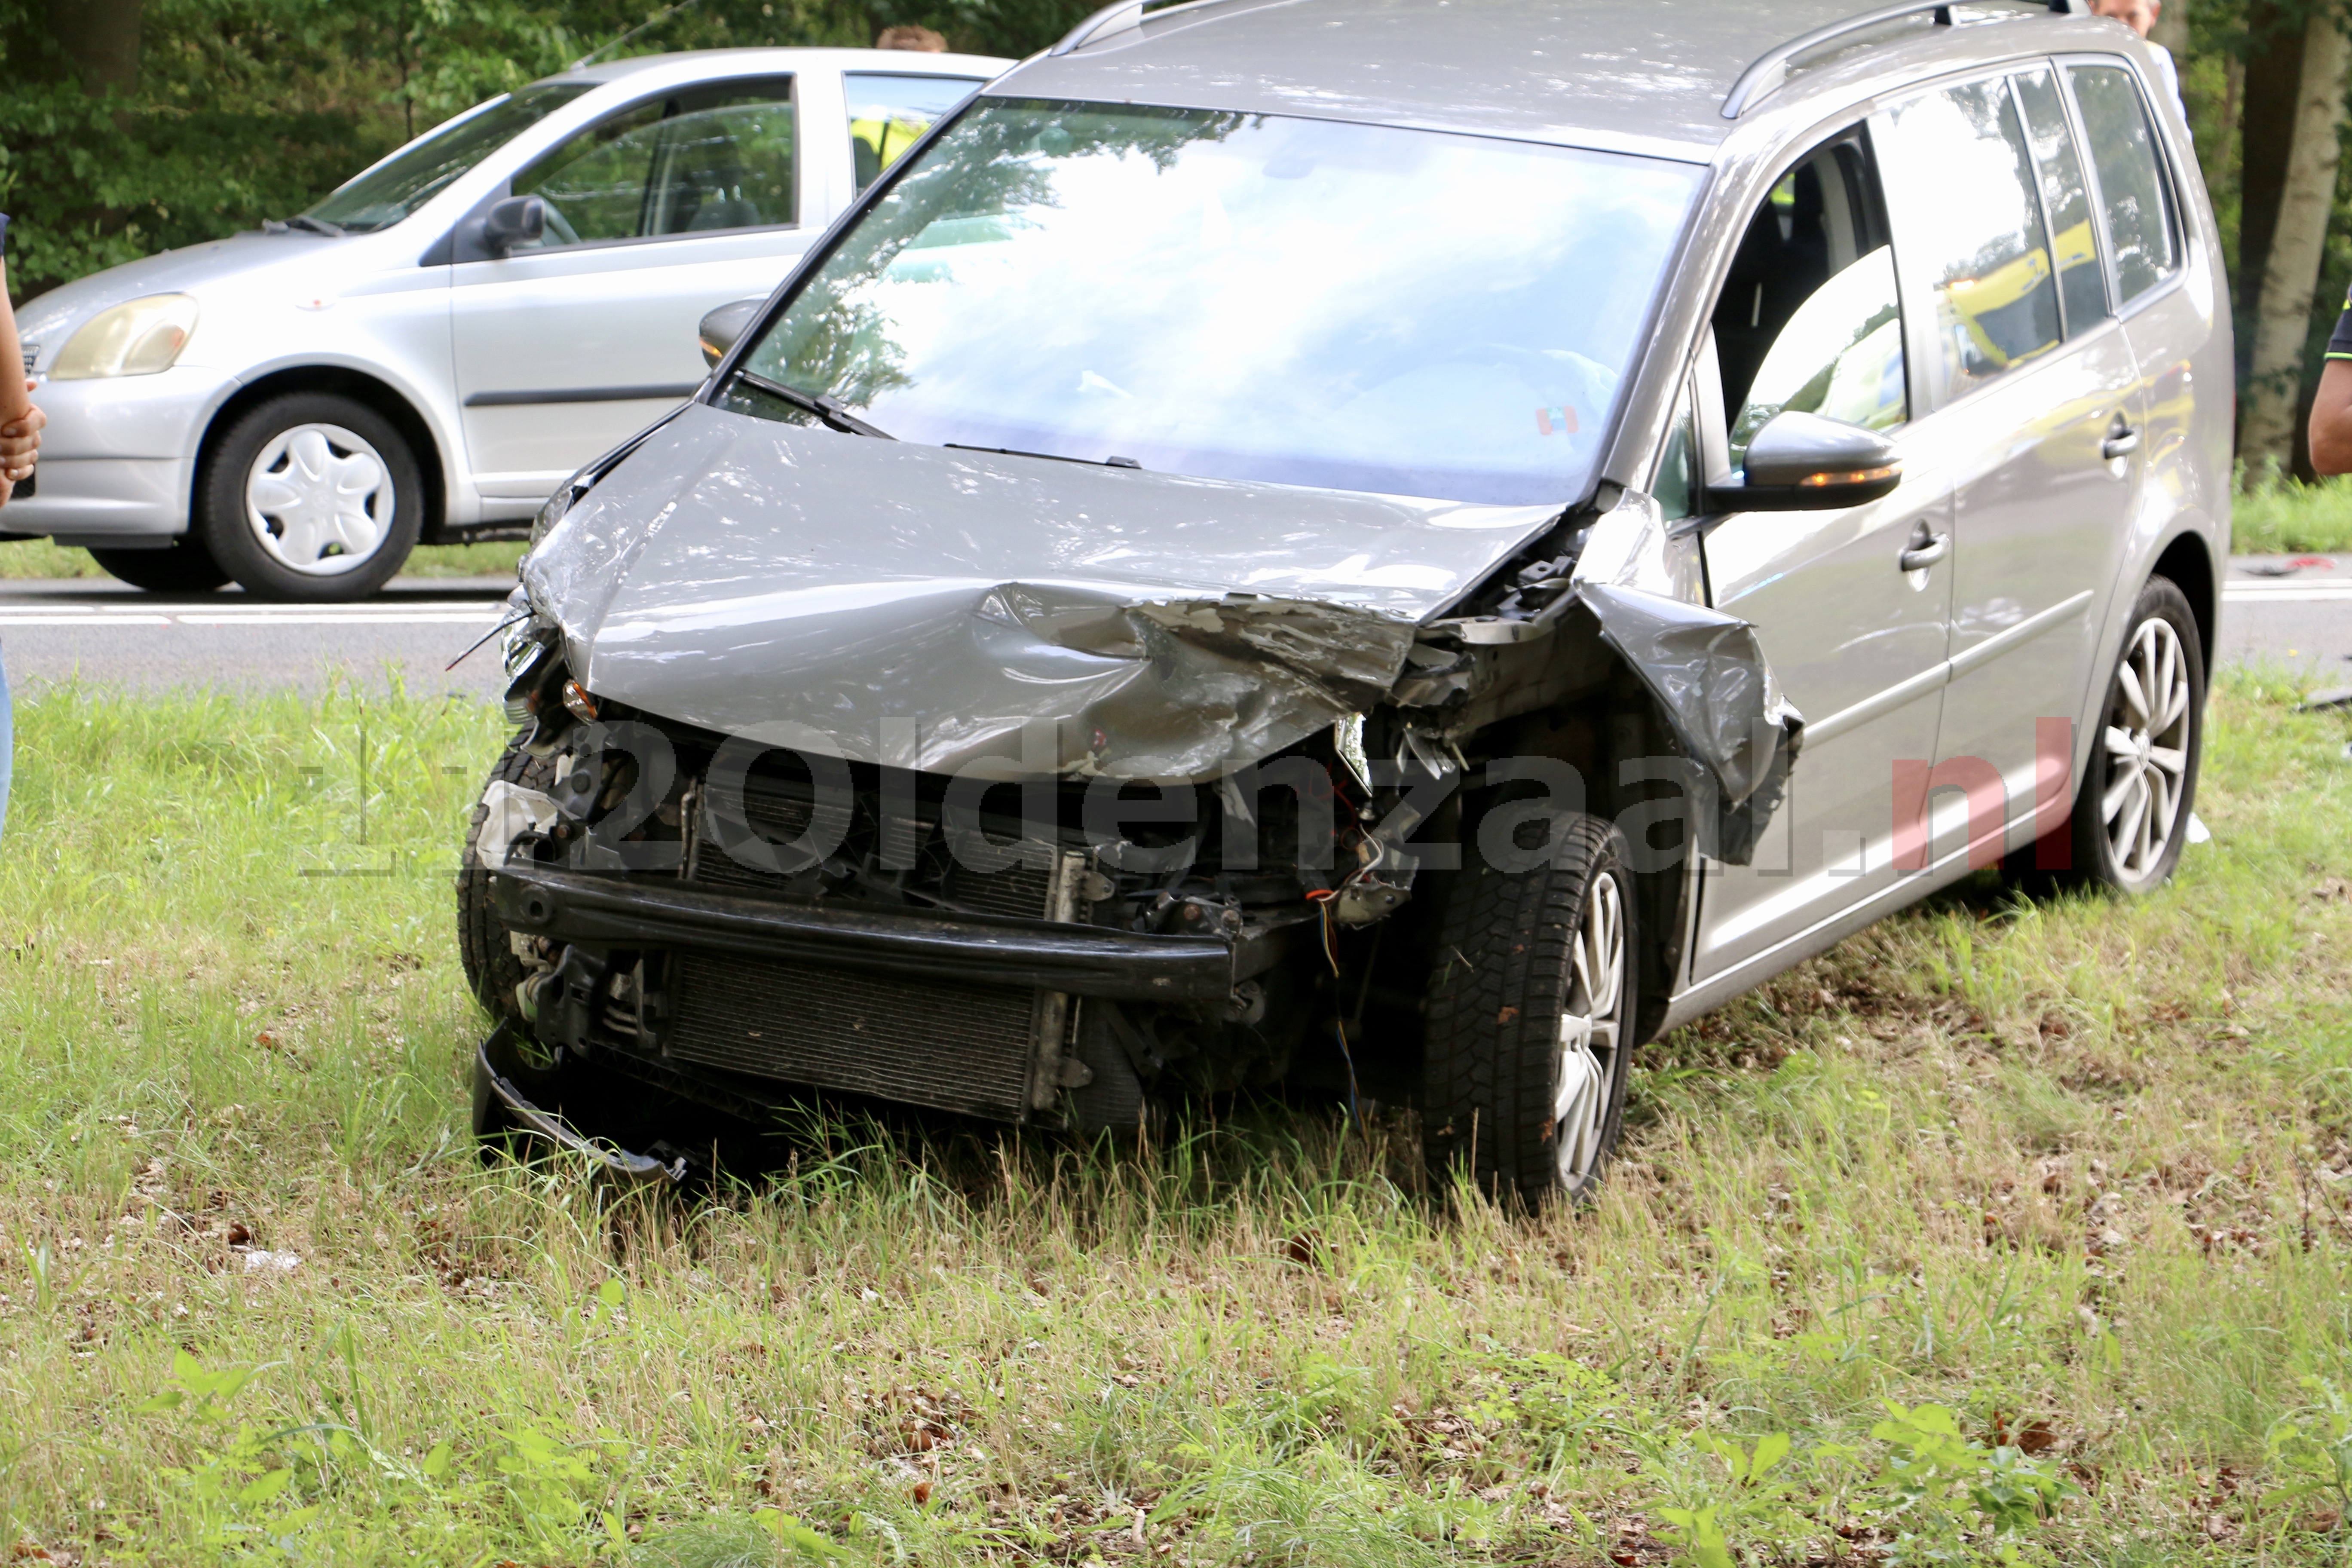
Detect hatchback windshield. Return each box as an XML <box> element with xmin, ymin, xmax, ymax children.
<box><xmin>307</xmin><ymin>83</ymin><xmax>596</xmax><ymax>233</ymax></box>
<box><xmin>728</xmin><ymin>99</ymin><xmax>1701</xmax><ymax>504</ymax></box>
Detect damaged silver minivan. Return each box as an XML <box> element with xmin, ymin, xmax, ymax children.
<box><xmin>458</xmin><ymin>0</ymin><xmax>2227</xmax><ymax>1201</ymax></box>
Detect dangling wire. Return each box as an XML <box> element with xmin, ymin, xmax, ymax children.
<box><xmin>1315</xmin><ymin>897</ymin><xmax>1364</xmax><ymax>1130</ymax></box>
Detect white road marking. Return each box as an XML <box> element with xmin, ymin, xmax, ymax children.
<box><xmin>0</xmin><ymin>602</ymin><xmax>501</xmax><ymax>629</ymax></box>
<box><xmin>2222</xmin><ymin>584</ymin><xmax>2352</xmax><ymax>602</ymax></box>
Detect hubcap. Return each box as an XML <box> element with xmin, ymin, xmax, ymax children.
<box><xmin>244</xmin><ymin>423</ymin><xmax>392</xmax><ymax>576</ymax></box>
<box><xmin>2100</xmin><ymin>616</ymin><xmax>2192</xmax><ymax>883</ymax></box>
<box><xmin>1553</xmin><ymin>870</ymin><xmax>1627</xmax><ymax>1187</ymax></box>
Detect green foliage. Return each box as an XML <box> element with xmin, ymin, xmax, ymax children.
<box><xmin>2266</xmin><ymin>1377</ymin><xmax>2352</xmax><ymax>1526</ymax></box>
<box><xmin>138</xmin><ymin>1351</ymin><xmax>325</xmax><ymax>1555</ymax></box>
<box><xmin>1868</xmin><ymin>1402</ymin><xmax>2077</xmax><ymax>1565</ymax></box>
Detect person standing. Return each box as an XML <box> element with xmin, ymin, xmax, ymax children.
<box><xmin>0</xmin><ymin>210</ymin><xmax>50</xmax><ymax>843</ymax></box>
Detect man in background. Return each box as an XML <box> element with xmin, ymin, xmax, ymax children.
<box><xmin>876</xmin><ymin>24</ymin><xmax>946</xmax><ymax>49</ymax></box>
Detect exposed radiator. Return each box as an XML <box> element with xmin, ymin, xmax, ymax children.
<box><xmin>667</xmin><ymin>952</ymin><xmax>1043</xmax><ymax>1121</ymax></box>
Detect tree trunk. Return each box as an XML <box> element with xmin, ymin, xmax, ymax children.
<box><xmin>2240</xmin><ymin>9</ymin><xmax>2350</xmax><ymax>475</ymax></box>
<box><xmin>45</xmin><ymin>0</ymin><xmax>142</xmax><ymax>98</ymax></box>
<box><xmin>2237</xmin><ymin>0</ymin><xmax>2306</xmax><ymax>328</ymax></box>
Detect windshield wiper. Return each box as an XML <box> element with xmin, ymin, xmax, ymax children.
<box><xmin>946</xmin><ymin>444</ymin><xmax>1143</xmax><ymax>470</ymax></box>
<box><xmin>267</xmin><ymin>214</ymin><xmax>346</xmax><ymax>237</ymax></box>
<box><xmin>734</xmin><ymin>371</ymin><xmax>894</xmax><ymax>439</ymax></box>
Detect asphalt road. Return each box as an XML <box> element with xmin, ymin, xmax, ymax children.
<box><xmin>0</xmin><ymin>576</ymin><xmax>517</xmax><ymax>700</ymax></box>
<box><xmin>0</xmin><ymin>554</ymin><xmax>2346</xmax><ymax>702</ymax></box>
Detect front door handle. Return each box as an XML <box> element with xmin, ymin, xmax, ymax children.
<box><xmin>2102</xmin><ymin>423</ymin><xmax>2141</xmax><ymax>460</ymax></box>
<box><xmin>1898</xmin><ymin>532</ymin><xmax>1949</xmax><ymax>572</ymax></box>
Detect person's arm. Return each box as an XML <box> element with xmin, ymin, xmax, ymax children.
<box><xmin>0</xmin><ymin>233</ymin><xmax>41</xmax><ymax>501</ymax></box>
<box><xmin>2310</xmin><ymin>292</ymin><xmax>2352</xmax><ymax>477</ymax></box>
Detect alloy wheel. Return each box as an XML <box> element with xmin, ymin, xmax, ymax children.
<box><xmin>2101</xmin><ymin>616</ymin><xmax>2193</xmax><ymax>883</ymax></box>
<box><xmin>1553</xmin><ymin>870</ymin><xmax>1627</xmax><ymax>1188</ymax></box>
<box><xmin>243</xmin><ymin>423</ymin><xmax>394</xmax><ymax>576</ymax></box>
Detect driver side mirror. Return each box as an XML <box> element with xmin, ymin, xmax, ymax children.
<box><xmin>698</xmin><ymin>298</ymin><xmax>763</xmax><ymax>368</ymax></box>
<box><xmin>1705</xmin><ymin>410</ymin><xmax>1901</xmax><ymax>512</ymax></box>
<box><xmin>482</xmin><ymin>196</ymin><xmax>545</xmax><ymax>258</ymax></box>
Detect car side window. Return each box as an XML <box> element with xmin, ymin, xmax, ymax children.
<box><xmin>1876</xmin><ymin>78</ymin><xmax>2063</xmax><ymax>406</ymax></box>
<box><xmin>2012</xmin><ymin>65</ymin><xmax>2108</xmax><ymax>338</ymax></box>
<box><xmin>1712</xmin><ymin>131</ymin><xmax>1906</xmax><ymax>469</ymax></box>
<box><xmin>846</xmin><ymin>74</ymin><xmax>982</xmax><ymax>191</ymax></box>
<box><xmin>2067</xmin><ymin>63</ymin><xmax>2178</xmax><ymax>306</ymax></box>
<box><xmin>513</xmin><ymin>77</ymin><xmax>796</xmax><ymax>246</ymax></box>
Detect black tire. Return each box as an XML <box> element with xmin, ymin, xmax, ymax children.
<box><xmin>1421</xmin><ymin>811</ymin><xmax>1638</xmax><ymax>1207</ymax></box>
<box><xmin>457</xmin><ymin>730</ymin><xmax>557</xmax><ymax>1018</ymax></box>
<box><xmin>2013</xmin><ymin>576</ymin><xmax>2204</xmax><ymax>895</ymax></box>
<box><xmin>86</xmin><ymin>538</ymin><xmax>231</xmax><ymax>593</ymax></box>
<box><xmin>196</xmin><ymin>392</ymin><xmax>422</xmax><ymax>601</ymax></box>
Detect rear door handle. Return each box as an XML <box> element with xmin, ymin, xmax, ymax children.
<box><xmin>2102</xmin><ymin>425</ymin><xmax>2141</xmax><ymax>460</ymax></box>
<box><xmin>1898</xmin><ymin>532</ymin><xmax>1948</xmax><ymax>572</ymax></box>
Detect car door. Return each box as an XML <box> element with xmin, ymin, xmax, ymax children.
<box><xmin>448</xmin><ymin>74</ymin><xmax>816</xmax><ymax>504</ymax></box>
<box><xmin>1867</xmin><ymin>67</ymin><xmax>2142</xmax><ymax>863</ymax></box>
<box><xmin>1687</xmin><ymin>129</ymin><xmax>1960</xmax><ymax>983</ymax></box>
<box><xmin>2064</xmin><ymin>55</ymin><xmax>2205</xmax><ymax>603</ymax></box>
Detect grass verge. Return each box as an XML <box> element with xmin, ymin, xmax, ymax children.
<box><xmin>0</xmin><ymin>671</ymin><xmax>2346</xmax><ymax>1564</ymax></box>
<box><xmin>0</xmin><ymin>539</ymin><xmax>527</xmax><ymax>582</ymax></box>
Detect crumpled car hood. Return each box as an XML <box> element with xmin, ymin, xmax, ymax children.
<box><xmin>524</xmin><ymin>402</ymin><xmax>1563</xmax><ymax>781</ymax></box>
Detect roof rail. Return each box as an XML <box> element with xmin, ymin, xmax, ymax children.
<box><xmin>1721</xmin><ymin>0</ymin><xmax>2087</xmax><ymax>119</ymax></box>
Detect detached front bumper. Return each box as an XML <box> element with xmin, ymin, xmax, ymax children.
<box><xmin>488</xmin><ymin>861</ymin><xmax>1283</xmax><ymax>1002</ymax></box>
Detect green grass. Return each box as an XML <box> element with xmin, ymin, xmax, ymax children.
<box><xmin>2227</xmin><ymin>471</ymin><xmax>2352</xmax><ymax>555</ymax></box>
<box><xmin>0</xmin><ymin>538</ymin><xmax>526</xmax><ymax>581</ymax></box>
<box><xmin>0</xmin><ymin>671</ymin><xmax>2348</xmax><ymax>1563</ymax></box>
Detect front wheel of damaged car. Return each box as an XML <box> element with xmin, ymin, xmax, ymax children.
<box><xmin>1420</xmin><ymin>811</ymin><xmax>1638</xmax><ymax>1208</ymax></box>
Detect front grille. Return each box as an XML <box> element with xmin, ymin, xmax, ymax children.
<box><xmin>667</xmin><ymin>951</ymin><xmax>1039</xmax><ymax>1121</ymax></box>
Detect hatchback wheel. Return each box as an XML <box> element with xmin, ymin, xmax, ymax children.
<box><xmin>2070</xmin><ymin>575</ymin><xmax>2204</xmax><ymax>893</ymax></box>
<box><xmin>1421</xmin><ymin>811</ymin><xmax>1637</xmax><ymax>1207</ymax></box>
<box><xmin>86</xmin><ymin>537</ymin><xmax>230</xmax><ymax>593</ymax></box>
<box><xmin>197</xmin><ymin>392</ymin><xmax>422</xmax><ymax>600</ymax></box>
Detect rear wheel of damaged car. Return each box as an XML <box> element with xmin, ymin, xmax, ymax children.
<box><xmin>1421</xmin><ymin>808</ymin><xmax>1637</xmax><ymax>1208</ymax></box>
<box><xmin>2072</xmin><ymin>575</ymin><xmax>2205</xmax><ymax>894</ymax></box>
<box><xmin>86</xmin><ymin>536</ymin><xmax>231</xmax><ymax>593</ymax></box>
<box><xmin>196</xmin><ymin>392</ymin><xmax>422</xmax><ymax>601</ymax></box>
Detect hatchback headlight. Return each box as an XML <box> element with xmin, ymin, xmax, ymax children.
<box><xmin>50</xmin><ymin>294</ymin><xmax>199</xmax><ymax>379</ymax></box>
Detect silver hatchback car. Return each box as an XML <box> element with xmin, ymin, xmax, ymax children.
<box><xmin>462</xmin><ymin>0</ymin><xmax>2224</xmax><ymax>1203</ymax></box>
<box><xmin>4</xmin><ymin>47</ymin><xmax>1004</xmax><ymax>598</ymax></box>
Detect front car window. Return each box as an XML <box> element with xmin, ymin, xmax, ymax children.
<box><xmin>513</xmin><ymin>78</ymin><xmax>797</xmax><ymax>245</ymax></box>
<box><xmin>848</xmin><ymin>74</ymin><xmax>983</xmax><ymax>191</ymax></box>
<box><xmin>727</xmin><ymin>98</ymin><xmax>1702</xmax><ymax>505</ymax></box>
<box><xmin>1876</xmin><ymin>78</ymin><xmax>2063</xmax><ymax>404</ymax></box>
<box><xmin>1730</xmin><ymin>247</ymin><xmax>1906</xmax><ymax>464</ymax></box>
<box><xmin>2068</xmin><ymin>64</ymin><xmax>2178</xmax><ymax>306</ymax></box>
<box><xmin>306</xmin><ymin>83</ymin><xmax>595</xmax><ymax>233</ymax></box>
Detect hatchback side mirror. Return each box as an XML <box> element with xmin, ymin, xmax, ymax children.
<box><xmin>698</xmin><ymin>298</ymin><xmax>763</xmax><ymax>368</ymax></box>
<box><xmin>482</xmin><ymin>196</ymin><xmax>545</xmax><ymax>258</ymax></box>
<box><xmin>1705</xmin><ymin>410</ymin><xmax>1901</xmax><ymax>511</ymax></box>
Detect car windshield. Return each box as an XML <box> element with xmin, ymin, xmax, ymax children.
<box><xmin>727</xmin><ymin>98</ymin><xmax>1701</xmax><ymax>504</ymax></box>
<box><xmin>306</xmin><ymin>83</ymin><xmax>596</xmax><ymax>233</ymax></box>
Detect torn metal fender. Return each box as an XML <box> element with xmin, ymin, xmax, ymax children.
<box><xmin>1568</xmin><ymin>494</ymin><xmax>1801</xmax><ymax>864</ymax></box>
<box><xmin>1404</xmin><ymin>488</ymin><xmax>1802</xmax><ymax>865</ymax></box>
